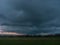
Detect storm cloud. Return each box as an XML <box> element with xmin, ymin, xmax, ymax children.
<box><xmin>0</xmin><ymin>0</ymin><xmax>60</xmax><ymax>34</ymax></box>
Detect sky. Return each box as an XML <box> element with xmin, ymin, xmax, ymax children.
<box><xmin>0</xmin><ymin>0</ymin><xmax>60</xmax><ymax>34</ymax></box>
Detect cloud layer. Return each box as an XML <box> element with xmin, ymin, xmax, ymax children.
<box><xmin>0</xmin><ymin>0</ymin><xmax>60</xmax><ymax>34</ymax></box>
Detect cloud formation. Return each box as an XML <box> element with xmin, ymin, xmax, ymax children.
<box><xmin>0</xmin><ymin>0</ymin><xmax>60</xmax><ymax>34</ymax></box>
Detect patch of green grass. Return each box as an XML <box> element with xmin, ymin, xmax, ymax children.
<box><xmin>0</xmin><ymin>37</ymin><xmax>60</xmax><ymax>45</ymax></box>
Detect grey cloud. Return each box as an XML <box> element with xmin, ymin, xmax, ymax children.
<box><xmin>0</xmin><ymin>0</ymin><xmax>60</xmax><ymax>34</ymax></box>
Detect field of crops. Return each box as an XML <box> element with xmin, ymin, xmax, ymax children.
<box><xmin>0</xmin><ymin>37</ymin><xmax>60</xmax><ymax>45</ymax></box>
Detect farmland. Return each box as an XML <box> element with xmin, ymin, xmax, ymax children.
<box><xmin>0</xmin><ymin>37</ymin><xmax>60</xmax><ymax>45</ymax></box>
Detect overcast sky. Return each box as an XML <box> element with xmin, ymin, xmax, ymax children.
<box><xmin>0</xmin><ymin>0</ymin><xmax>60</xmax><ymax>34</ymax></box>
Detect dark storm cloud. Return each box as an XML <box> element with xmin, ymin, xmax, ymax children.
<box><xmin>0</xmin><ymin>0</ymin><xmax>60</xmax><ymax>34</ymax></box>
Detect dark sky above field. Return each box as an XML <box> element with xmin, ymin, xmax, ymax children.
<box><xmin>0</xmin><ymin>0</ymin><xmax>60</xmax><ymax>34</ymax></box>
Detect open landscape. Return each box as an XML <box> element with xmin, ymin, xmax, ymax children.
<box><xmin>0</xmin><ymin>0</ymin><xmax>60</xmax><ymax>45</ymax></box>
<box><xmin>0</xmin><ymin>37</ymin><xmax>60</xmax><ymax>45</ymax></box>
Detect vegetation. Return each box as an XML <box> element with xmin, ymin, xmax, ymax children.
<box><xmin>0</xmin><ymin>37</ymin><xmax>60</xmax><ymax>45</ymax></box>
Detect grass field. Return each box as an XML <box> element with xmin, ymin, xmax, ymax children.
<box><xmin>0</xmin><ymin>37</ymin><xmax>60</xmax><ymax>45</ymax></box>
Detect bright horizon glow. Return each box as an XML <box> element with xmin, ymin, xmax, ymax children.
<box><xmin>0</xmin><ymin>29</ymin><xmax>24</xmax><ymax>35</ymax></box>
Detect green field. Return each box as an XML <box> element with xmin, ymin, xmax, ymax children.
<box><xmin>0</xmin><ymin>37</ymin><xmax>60</xmax><ymax>45</ymax></box>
